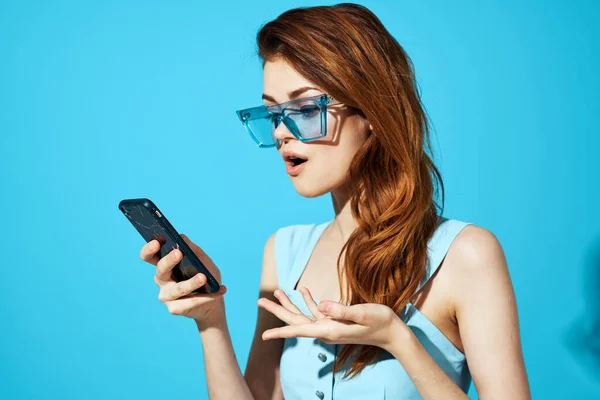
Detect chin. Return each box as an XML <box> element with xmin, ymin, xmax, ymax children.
<box><xmin>294</xmin><ymin>185</ymin><xmax>329</xmax><ymax>198</ymax></box>
<box><xmin>291</xmin><ymin>175</ymin><xmax>343</xmax><ymax>198</ymax></box>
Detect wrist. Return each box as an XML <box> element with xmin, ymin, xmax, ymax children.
<box><xmin>195</xmin><ymin>300</ymin><xmax>227</xmax><ymax>333</ymax></box>
<box><xmin>383</xmin><ymin>314</ymin><xmax>418</xmax><ymax>357</ymax></box>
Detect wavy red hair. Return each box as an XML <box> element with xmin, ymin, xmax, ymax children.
<box><xmin>257</xmin><ymin>3</ymin><xmax>444</xmax><ymax>379</ymax></box>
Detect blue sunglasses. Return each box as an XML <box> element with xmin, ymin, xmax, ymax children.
<box><xmin>235</xmin><ymin>93</ymin><xmax>341</xmax><ymax>148</ymax></box>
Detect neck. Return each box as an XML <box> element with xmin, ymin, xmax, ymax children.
<box><xmin>329</xmin><ymin>183</ymin><xmax>358</xmax><ymax>243</ymax></box>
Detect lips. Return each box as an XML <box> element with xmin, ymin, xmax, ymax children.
<box><xmin>282</xmin><ymin>150</ymin><xmax>308</xmax><ymax>167</ymax></box>
<box><xmin>287</xmin><ymin>156</ymin><xmax>307</xmax><ymax>167</ymax></box>
<box><xmin>281</xmin><ymin>149</ymin><xmax>309</xmax><ymax>176</ymax></box>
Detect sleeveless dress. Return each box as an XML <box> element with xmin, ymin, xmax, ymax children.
<box><xmin>274</xmin><ymin>217</ymin><xmax>473</xmax><ymax>400</ymax></box>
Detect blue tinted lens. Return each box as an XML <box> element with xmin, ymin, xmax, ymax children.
<box><xmin>237</xmin><ymin>95</ymin><xmax>331</xmax><ymax>147</ymax></box>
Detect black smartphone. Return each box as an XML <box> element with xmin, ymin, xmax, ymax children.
<box><xmin>118</xmin><ymin>198</ymin><xmax>221</xmax><ymax>294</ymax></box>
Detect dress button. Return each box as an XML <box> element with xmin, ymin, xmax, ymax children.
<box><xmin>318</xmin><ymin>352</ymin><xmax>327</xmax><ymax>362</ymax></box>
<box><xmin>315</xmin><ymin>390</ymin><xmax>324</xmax><ymax>399</ymax></box>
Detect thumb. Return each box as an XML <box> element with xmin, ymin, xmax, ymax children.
<box><xmin>319</xmin><ymin>301</ymin><xmax>363</xmax><ymax>323</ymax></box>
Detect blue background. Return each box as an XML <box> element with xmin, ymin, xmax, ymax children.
<box><xmin>1</xmin><ymin>0</ymin><xmax>598</xmax><ymax>398</ymax></box>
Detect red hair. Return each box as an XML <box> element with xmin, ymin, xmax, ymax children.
<box><xmin>257</xmin><ymin>3</ymin><xmax>444</xmax><ymax>379</ymax></box>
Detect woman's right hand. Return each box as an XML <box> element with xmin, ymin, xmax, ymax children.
<box><xmin>140</xmin><ymin>233</ymin><xmax>227</xmax><ymax>326</ymax></box>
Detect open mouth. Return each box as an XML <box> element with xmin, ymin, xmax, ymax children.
<box><xmin>289</xmin><ymin>156</ymin><xmax>307</xmax><ymax>167</ymax></box>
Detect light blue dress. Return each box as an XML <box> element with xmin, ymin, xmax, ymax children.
<box><xmin>274</xmin><ymin>217</ymin><xmax>473</xmax><ymax>399</ymax></box>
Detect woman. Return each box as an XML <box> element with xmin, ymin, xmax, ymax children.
<box><xmin>140</xmin><ymin>3</ymin><xmax>531</xmax><ymax>399</ymax></box>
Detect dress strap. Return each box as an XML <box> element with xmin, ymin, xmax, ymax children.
<box><xmin>287</xmin><ymin>221</ymin><xmax>332</xmax><ymax>291</ymax></box>
<box><xmin>416</xmin><ymin>218</ymin><xmax>472</xmax><ymax>293</ymax></box>
<box><xmin>275</xmin><ymin>218</ymin><xmax>471</xmax><ymax>296</ymax></box>
<box><xmin>274</xmin><ymin>222</ymin><xmax>329</xmax><ymax>292</ymax></box>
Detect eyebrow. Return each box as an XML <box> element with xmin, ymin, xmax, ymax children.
<box><xmin>262</xmin><ymin>86</ymin><xmax>321</xmax><ymax>103</ymax></box>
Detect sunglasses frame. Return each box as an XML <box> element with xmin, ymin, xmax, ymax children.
<box><xmin>235</xmin><ymin>93</ymin><xmax>341</xmax><ymax>148</ymax></box>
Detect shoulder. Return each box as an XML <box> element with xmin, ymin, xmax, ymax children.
<box><xmin>268</xmin><ymin>222</ymin><xmax>323</xmax><ymax>287</ymax></box>
<box><xmin>263</xmin><ymin>222</ymin><xmax>317</xmax><ymax>261</ymax></box>
<box><xmin>441</xmin><ymin>223</ymin><xmax>512</xmax><ymax>306</ymax></box>
<box><xmin>273</xmin><ymin>222</ymin><xmax>325</xmax><ymax>252</ymax></box>
<box><xmin>446</xmin><ymin>224</ymin><xmax>506</xmax><ymax>268</ymax></box>
<box><xmin>439</xmin><ymin>224</ymin><xmax>530</xmax><ymax>398</ymax></box>
<box><xmin>274</xmin><ymin>222</ymin><xmax>321</xmax><ymax>237</ymax></box>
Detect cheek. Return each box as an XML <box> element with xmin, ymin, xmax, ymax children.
<box><xmin>324</xmin><ymin>111</ymin><xmax>369</xmax><ymax>149</ymax></box>
<box><xmin>310</xmin><ymin>147</ymin><xmax>354</xmax><ymax>182</ymax></box>
<box><xmin>312</xmin><ymin>122</ymin><xmax>368</xmax><ymax>173</ymax></box>
<box><xmin>335</xmin><ymin>132</ymin><xmax>368</xmax><ymax>165</ymax></box>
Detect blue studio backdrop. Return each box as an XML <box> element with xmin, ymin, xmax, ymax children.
<box><xmin>1</xmin><ymin>1</ymin><xmax>599</xmax><ymax>399</ymax></box>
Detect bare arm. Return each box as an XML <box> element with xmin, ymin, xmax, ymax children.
<box><xmin>451</xmin><ymin>226</ymin><xmax>531</xmax><ymax>399</ymax></box>
<box><xmin>198</xmin><ymin>233</ymin><xmax>285</xmax><ymax>400</ymax></box>
<box><xmin>244</xmin><ymin>233</ymin><xmax>286</xmax><ymax>400</ymax></box>
<box><xmin>197</xmin><ymin>306</ymin><xmax>252</xmax><ymax>399</ymax></box>
<box><xmin>386</xmin><ymin>226</ymin><xmax>531</xmax><ymax>399</ymax></box>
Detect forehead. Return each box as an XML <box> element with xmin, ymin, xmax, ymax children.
<box><xmin>263</xmin><ymin>59</ymin><xmax>317</xmax><ymax>102</ymax></box>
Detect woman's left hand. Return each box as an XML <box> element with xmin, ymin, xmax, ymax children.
<box><xmin>258</xmin><ymin>286</ymin><xmax>403</xmax><ymax>351</ymax></box>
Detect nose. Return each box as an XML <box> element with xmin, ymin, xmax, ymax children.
<box><xmin>272</xmin><ymin>116</ymin><xmax>296</xmax><ymax>143</ymax></box>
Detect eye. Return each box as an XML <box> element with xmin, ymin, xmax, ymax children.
<box><xmin>298</xmin><ymin>104</ymin><xmax>319</xmax><ymax>118</ymax></box>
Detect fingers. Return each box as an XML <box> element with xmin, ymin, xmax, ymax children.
<box><xmin>155</xmin><ymin>247</ymin><xmax>181</xmax><ymax>282</ymax></box>
<box><xmin>140</xmin><ymin>239</ymin><xmax>161</xmax><ymax>265</ymax></box>
<box><xmin>299</xmin><ymin>287</ymin><xmax>325</xmax><ymax>320</ymax></box>
<box><xmin>162</xmin><ymin>285</ymin><xmax>228</xmax><ymax>316</ymax></box>
<box><xmin>257</xmin><ymin>297</ymin><xmax>310</xmax><ymax>325</ymax></box>
<box><xmin>262</xmin><ymin>317</ymin><xmax>364</xmax><ymax>343</ymax></box>
<box><xmin>262</xmin><ymin>324</ymin><xmax>325</xmax><ymax>340</ymax></box>
<box><xmin>159</xmin><ymin>273</ymin><xmax>207</xmax><ymax>302</ymax></box>
<box><xmin>319</xmin><ymin>302</ymin><xmax>366</xmax><ymax>324</ymax></box>
<box><xmin>273</xmin><ymin>289</ymin><xmax>304</xmax><ymax>315</ymax></box>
